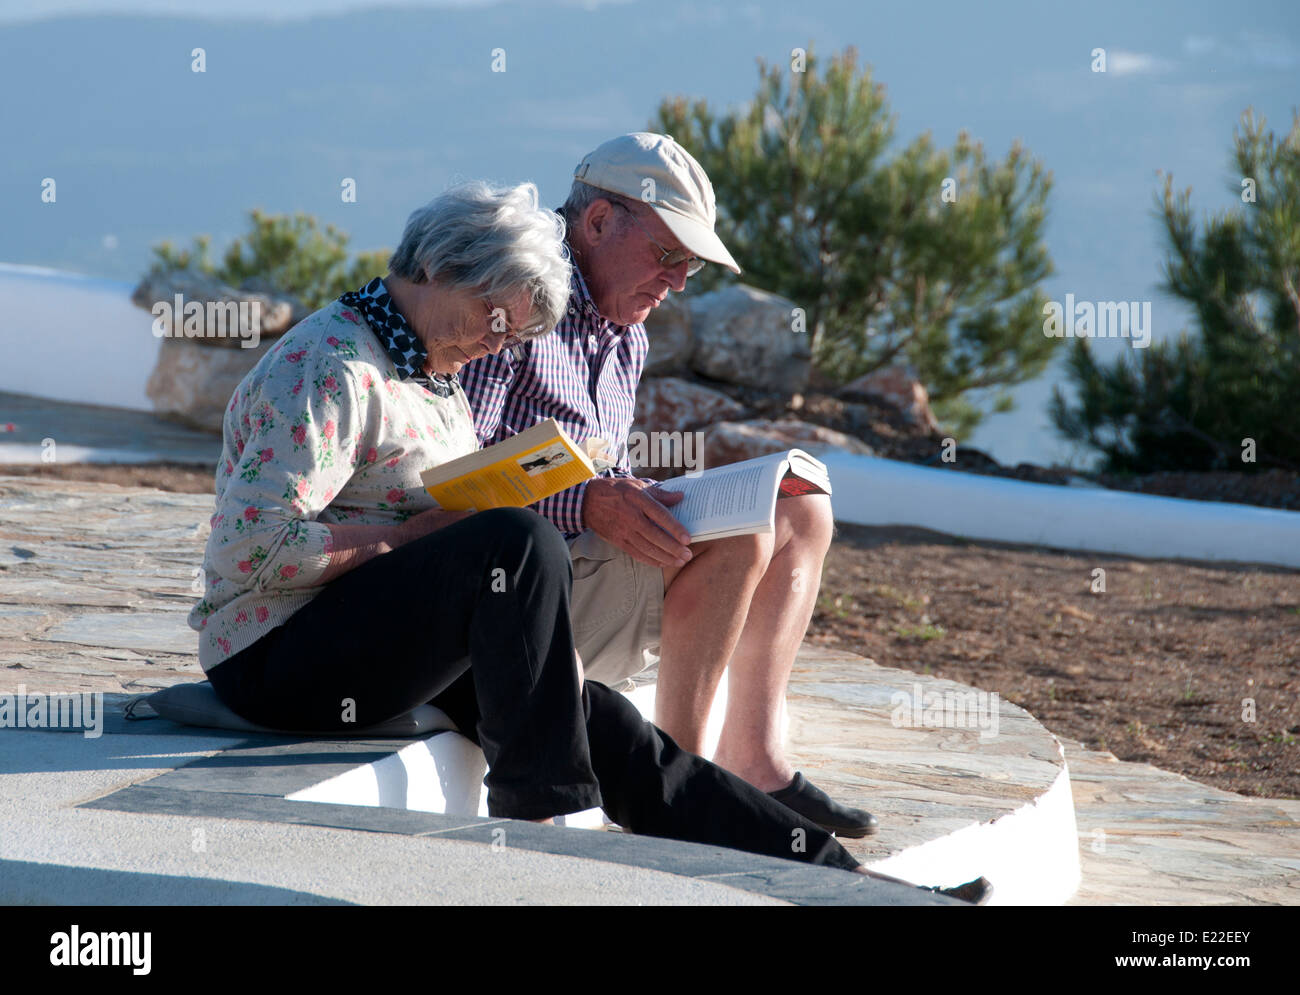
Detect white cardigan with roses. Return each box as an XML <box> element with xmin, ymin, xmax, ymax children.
<box><xmin>188</xmin><ymin>298</ymin><xmax>480</xmax><ymax>671</ymax></box>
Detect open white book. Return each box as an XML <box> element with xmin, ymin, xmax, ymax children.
<box><xmin>654</xmin><ymin>449</ymin><xmax>832</xmax><ymax>542</ymax></box>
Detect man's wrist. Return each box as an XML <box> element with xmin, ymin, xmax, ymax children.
<box><xmin>574</xmin><ymin>477</ymin><xmax>594</xmax><ymax>531</ymax></box>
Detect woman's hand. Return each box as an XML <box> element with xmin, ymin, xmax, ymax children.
<box><xmin>318</xmin><ymin>508</ymin><xmax>472</xmax><ymax>585</ymax></box>
<box><xmin>393</xmin><ymin>507</ymin><xmax>475</xmax><ymax>548</ymax></box>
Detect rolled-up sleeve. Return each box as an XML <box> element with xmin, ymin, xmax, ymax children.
<box><xmin>530</xmin><ymin>478</ymin><xmax>589</xmax><ymax>537</ymax></box>
<box><xmin>207</xmin><ymin>351</ymin><xmax>372</xmax><ymax>593</ymax></box>
<box><xmin>531</xmin><ymin>465</ymin><xmax>639</xmax><ymax>538</ymax></box>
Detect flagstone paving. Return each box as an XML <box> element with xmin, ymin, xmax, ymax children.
<box><xmin>1</xmin><ymin>474</ymin><xmax>1296</xmax><ymax>904</ymax></box>
<box><xmin>0</xmin><ymin>391</ymin><xmax>220</xmax><ymax>466</ymax></box>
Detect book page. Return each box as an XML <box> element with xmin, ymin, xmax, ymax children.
<box><xmin>657</xmin><ymin>459</ymin><xmax>783</xmax><ymax>536</ymax></box>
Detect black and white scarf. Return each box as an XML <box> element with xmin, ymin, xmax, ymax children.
<box><xmin>339</xmin><ymin>277</ymin><xmax>459</xmax><ymax>398</ymax></box>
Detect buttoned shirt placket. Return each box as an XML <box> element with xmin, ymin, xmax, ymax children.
<box><xmin>574</xmin><ymin>275</ymin><xmax>623</xmax><ymax>461</ymax></box>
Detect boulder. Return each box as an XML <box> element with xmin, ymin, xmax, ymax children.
<box><xmin>701</xmin><ymin>419</ymin><xmax>875</xmax><ymax>469</ymax></box>
<box><xmin>687</xmin><ymin>285</ymin><xmax>811</xmax><ymax>393</ymax></box>
<box><xmin>632</xmin><ymin>377</ymin><xmax>748</xmax><ymax>435</ymax></box>
<box><xmin>840</xmin><ymin>363</ymin><xmax>941</xmax><ymax>433</ymax></box>
<box><xmin>135</xmin><ymin>269</ymin><xmax>313</xmax><ymax>432</ymax></box>
<box><xmin>131</xmin><ymin>269</ymin><xmax>305</xmax><ymax>348</ymax></box>
<box><xmin>145</xmin><ymin>336</ymin><xmax>276</xmax><ymax>433</ymax></box>
<box><xmin>642</xmin><ymin>295</ymin><xmax>693</xmax><ymax>375</ymax></box>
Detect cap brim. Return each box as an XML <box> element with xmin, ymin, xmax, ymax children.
<box><xmin>651</xmin><ymin>206</ymin><xmax>742</xmax><ymax>275</ymax></box>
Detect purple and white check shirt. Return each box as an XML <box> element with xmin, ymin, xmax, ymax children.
<box><xmin>459</xmin><ymin>265</ymin><xmax>647</xmax><ymax>538</ymax></box>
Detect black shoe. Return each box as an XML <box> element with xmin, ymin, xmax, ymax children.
<box><xmin>767</xmin><ymin>771</ymin><xmax>880</xmax><ymax>837</ymax></box>
<box><xmin>930</xmin><ymin>876</ymin><xmax>993</xmax><ymax>905</ymax></box>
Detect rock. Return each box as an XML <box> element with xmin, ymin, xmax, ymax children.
<box><xmin>632</xmin><ymin>377</ymin><xmax>748</xmax><ymax>435</ymax></box>
<box><xmin>131</xmin><ymin>269</ymin><xmax>303</xmax><ymax>348</ymax></box>
<box><xmin>840</xmin><ymin>363</ymin><xmax>941</xmax><ymax>433</ymax></box>
<box><xmin>926</xmin><ymin>444</ymin><xmax>1001</xmax><ymax>472</ymax></box>
<box><xmin>688</xmin><ymin>285</ymin><xmax>811</xmax><ymax>393</ymax></box>
<box><xmin>135</xmin><ymin>269</ymin><xmax>310</xmax><ymax>432</ymax></box>
<box><xmin>145</xmin><ymin>336</ymin><xmax>277</xmax><ymax>433</ymax></box>
<box><xmin>701</xmin><ymin>419</ymin><xmax>875</xmax><ymax>469</ymax></box>
<box><xmin>628</xmin><ymin>377</ymin><xmax>750</xmax><ymax>481</ymax></box>
<box><xmin>642</xmin><ymin>295</ymin><xmax>693</xmax><ymax>375</ymax></box>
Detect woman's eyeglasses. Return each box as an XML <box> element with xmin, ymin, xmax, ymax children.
<box><xmin>482</xmin><ymin>297</ymin><xmax>544</xmax><ymax>362</ymax></box>
<box><xmin>481</xmin><ymin>299</ymin><xmax>527</xmax><ymax>351</ymax></box>
<box><xmin>610</xmin><ymin>201</ymin><xmax>706</xmax><ymax>277</ymax></box>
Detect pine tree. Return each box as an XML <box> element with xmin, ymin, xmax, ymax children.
<box><xmin>1051</xmin><ymin>109</ymin><xmax>1300</xmax><ymax>473</ymax></box>
<box><xmin>149</xmin><ymin>209</ymin><xmax>390</xmax><ymax>312</ymax></box>
<box><xmin>653</xmin><ymin>45</ymin><xmax>1059</xmax><ymax>437</ymax></box>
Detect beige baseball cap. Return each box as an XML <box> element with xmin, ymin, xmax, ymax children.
<box><xmin>573</xmin><ymin>132</ymin><xmax>741</xmax><ymax>274</ymax></box>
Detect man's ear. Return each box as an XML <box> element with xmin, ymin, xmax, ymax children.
<box><xmin>584</xmin><ymin>198</ymin><xmax>618</xmax><ymax>244</ymax></box>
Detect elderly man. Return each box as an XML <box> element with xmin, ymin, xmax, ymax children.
<box><xmin>460</xmin><ymin>133</ymin><xmax>877</xmax><ymax>837</ymax></box>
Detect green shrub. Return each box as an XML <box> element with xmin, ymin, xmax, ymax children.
<box><xmin>1051</xmin><ymin>109</ymin><xmax>1300</xmax><ymax>473</ymax></box>
<box><xmin>148</xmin><ymin>209</ymin><xmax>390</xmax><ymax>312</ymax></box>
<box><xmin>653</xmin><ymin>45</ymin><xmax>1060</xmax><ymax>437</ymax></box>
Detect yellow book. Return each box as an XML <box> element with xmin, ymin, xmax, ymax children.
<box><xmin>420</xmin><ymin>418</ymin><xmax>607</xmax><ymax>511</ymax></box>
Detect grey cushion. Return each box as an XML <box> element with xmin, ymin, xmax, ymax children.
<box><xmin>138</xmin><ymin>681</ymin><xmax>458</xmax><ymax>738</ymax></box>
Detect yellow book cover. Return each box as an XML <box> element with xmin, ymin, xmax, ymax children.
<box><xmin>419</xmin><ymin>418</ymin><xmax>604</xmax><ymax>511</ymax></box>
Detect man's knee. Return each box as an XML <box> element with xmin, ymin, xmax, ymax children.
<box><xmin>776</xmin><ymin>494</ymin><xmax>834</xmax><ymax>555</ymax></box>
<box><xmin>663</xmin><ymin>531</ymin><xmax>771</xmax><ymax>597</ymax></box>
<box><xmin>711</xmin><ymin>530</ymin><xmax>774</xmax><ymax>571</ymax></box>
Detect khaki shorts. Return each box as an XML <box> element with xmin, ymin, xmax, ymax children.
<box><xmin>568</xmin><ymin>530</ymin><xmax>663</xmax><ymax>690</ymax></box>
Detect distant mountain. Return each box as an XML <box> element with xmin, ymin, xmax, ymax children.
<box><xmin>2</xmin><ymin>0</ymin><xmax>1294</xmax><ymax>466</ymax></box>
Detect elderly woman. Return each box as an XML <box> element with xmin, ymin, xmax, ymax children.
<box><xmin>187</xmin><ymin>180</ymin><xmax>882</xmax><ymax>878</ymax></box>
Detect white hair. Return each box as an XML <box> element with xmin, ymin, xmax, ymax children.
<box><xmin>389</xmin><ymin>180</ymin><xmax>571</xmax><ymax>337</ymax></box>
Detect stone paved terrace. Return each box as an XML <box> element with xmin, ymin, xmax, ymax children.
<box><xmin>1</xmin><ymin>474</ymin><xmax>1297</xmax><ymax>905</ymax></box>
<box><xmin>0</xmin><ymin>391</ymin><xmax>222</xmax><ymax>466</ymax></box>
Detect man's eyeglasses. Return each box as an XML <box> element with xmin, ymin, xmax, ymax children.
<box><xmin>610</xmin><ymin>201</ymin><xmax>706</xmax><ymax>277</ymax></box>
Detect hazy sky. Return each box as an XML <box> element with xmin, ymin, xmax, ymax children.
<box><xmin>3</xmin><ymin>0</ymin><xmax>1296</xmax><ymax>466</ymax></box>
<box><xmin>0</xmin><ymin>0</ymin><xmax>505</xmax><ymax>22</ymax></box>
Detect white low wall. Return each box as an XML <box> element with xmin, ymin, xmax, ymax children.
<box><xmin>822</xmin><ymin>451</ymin><xmax>1300</xmax><ymax>570</ymax></box>
<box><xmin>866</xmin><ymin>757</ymin><xmax>1082</xmax><ymax>906</ymax></box>
<box><xmin>285</xmin><ymin>672</ymin><xmax>772</xmax><ymax>831</ymax></box>
<box><xmin>0</xmin><ymin>264</ymin><xmax>152</xmax><ymax>411</ymax></box>
<box><xmin>283</xmin><ymin>673</ymin><xmax>1081</xmax><ymax>902</ymax></box>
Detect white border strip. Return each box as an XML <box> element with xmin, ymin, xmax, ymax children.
<box><xmin>865</xmin><ymin>758</ymin><xmax>1082</xmax><ymax>905</ymax></box>
<box><xmin>822</xmin><ymin>451</ymin><xmax>1300</xmax><ymax>569</ymax></box>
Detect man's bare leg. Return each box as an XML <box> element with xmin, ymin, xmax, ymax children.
<box><xmin>654</xmin><ymin>530</ymin><xmax>772</xmax><ymax>757</ymax></box>
<box><xmin>654</xmin><ymin>496</ymin><xmax>832</xmax><ymax>791</ymax></box>
<box><xmin>710</xmin><ymin>495</ymin><xmax>833</xmax><ymax>791</ymax></box>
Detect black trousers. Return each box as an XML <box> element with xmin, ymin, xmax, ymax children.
<box><xmin>207</xmin><ymin>507</ymin><xmax>858</xmax><ymax>872</ymax></box>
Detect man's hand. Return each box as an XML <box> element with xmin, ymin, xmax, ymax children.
<box><xmin>581</xmin><ymin>477</ymin><xmax>692</xmax><ymax>567</ymax></box>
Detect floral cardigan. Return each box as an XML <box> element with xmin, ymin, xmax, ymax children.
<box><xmin>188</xmin><ymin>298</ymin><xmax>480</xmax><ymax>671</ymax></box>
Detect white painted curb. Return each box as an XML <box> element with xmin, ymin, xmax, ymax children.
<box><xmin>865</xmin><ymin>745</ymin><xmax>1082</xmax><ymax>905</ymax></box>
<box><xmin>285</xmin><ymin>673</ymin><xmax>747</xmax><ymax>830</ymax></box>
<box><xmin>284</xmin><ymin>677</ymin><xmax>1082</xmax><ymax>904</ymax></box>
<box><xmin>822</xmin><ymin>451</ymin><xmax>1300</xmax><ymax>569</ymax></box>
